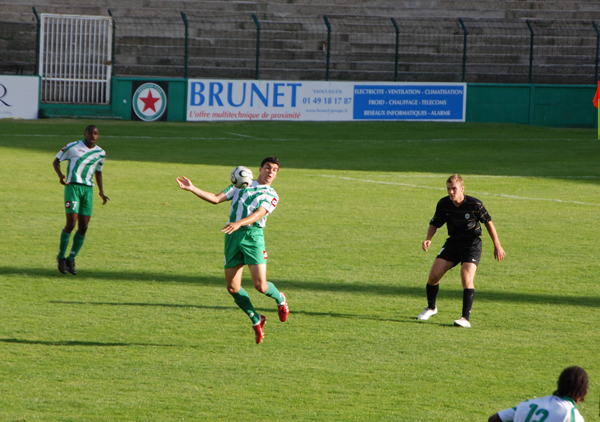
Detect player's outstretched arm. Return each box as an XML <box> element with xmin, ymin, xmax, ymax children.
<box><xmin>422</xmin><ymin>225</ymin><xmax>437</xmax><ymax>251</ymax></box>
<box><xmin>484</xmin><ymin>221</ymin><xmax>506</xmax><ymax>261</ymax></box>
<box><xmin>176</xmin><ymin>176</ymin><xmax>227</xmax><ymax>204</ymax></box>
<box><xmin>52</xmin><ymin>158</ymin><xmax>66</xmax><ymax>185</ymax></box>
<box><xmin>222</xmin><ymin>207</ymin><xmax>268</xmax><ymax>234</ymax></box>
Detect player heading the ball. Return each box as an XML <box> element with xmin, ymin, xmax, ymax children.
<box><xmin>176</xmin><ymin>157</ymin><xmax>289</xmax><ymax>344</ymax></box>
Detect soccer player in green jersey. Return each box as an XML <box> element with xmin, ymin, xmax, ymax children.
<box><xmin>176</xmin><ymin>157</ymin><xmax>289</xmax><ymax>344</ymax></box>
<box><xmin>53</xmin><ymin>125</ymin><xmax>109</xmax><ymax>275</ymax></box>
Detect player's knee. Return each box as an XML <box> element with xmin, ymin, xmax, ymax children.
<box><xmin>254</xmin><ymin>283</ymin><xmax>268</xmax><ymax>294</ymax></box>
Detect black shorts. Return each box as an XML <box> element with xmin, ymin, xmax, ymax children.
<box><xmin>437</xmin><ymin>237</ymin><xmax>482</xmax><ymax>267</ymax></box>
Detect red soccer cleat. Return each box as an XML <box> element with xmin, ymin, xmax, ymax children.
<box><xmin>253</xmin><ymin>314</ymin><xmax>266</xmax><ymax>344</ymax></box>
<box><xmin>277</xmin><ymin>292</ymin><xmax>289</xmax><ymax>322</ymax></box>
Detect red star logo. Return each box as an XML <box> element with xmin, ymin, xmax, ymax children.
<box><xmin>140</xmin><ymin>89</ymin><xmax>160</xmax><ymax>112</ymax></box>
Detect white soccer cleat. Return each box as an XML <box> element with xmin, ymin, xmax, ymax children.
<box><xmin>417</xmin><ymin>307</ymin><xmax>437</xmax><ymax>320</ymax></box>
<box><xmin>453</xmin><ymin>317</ymin><xmax>471</xmax><ymax>328</ymax></box>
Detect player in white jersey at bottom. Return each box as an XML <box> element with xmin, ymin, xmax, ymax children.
<box><xmin>176</xmin><ymin>157</ymin><xmax>289</xmax><ymax>344</ymax></box>
<box><xmin>489</xmin><ymin>366</ymin><xmax>588</xmax><ymax>422</ymax></box>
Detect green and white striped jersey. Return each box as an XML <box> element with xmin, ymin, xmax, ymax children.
<box><xmin>56</xmin><ymin>141</ymin><xmax>105</xmax><ymax>187</ymax></box>
<box><xmin>497</xmin><ymin>395</ymin><xmax>583</xmax><ymax>422</ymax></box>
<box><xmin>224</xmin><ymin>181</ymin><xmax>279</xmax><ymax>229</ymax></box>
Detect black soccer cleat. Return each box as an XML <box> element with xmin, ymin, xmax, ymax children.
<box><xmin>66</xmin><ymin>259</ymin><xmax>77</xmax><ymax>275</ymax></box>
<box><xmin>57</xmin><ymin>256</ymin><xmax>68</xmax><ymax>274</ymax></box>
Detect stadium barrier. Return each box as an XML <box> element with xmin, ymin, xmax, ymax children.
<box><xmin>102</xmin><ymin>14</ymin><xmax>600</xmax><ymax>86</ymax></box>
<box><xmin>6</xmin><ymin>10</ymin><xmax>600</xmax><ymax>85</ymax></box>
<box><xmin>33</xmin><ymin>79</ymin><xmax>597</xmax><ymax>128</ymax></box>
<box><xmin>4</xmin><ymin>10</ymin><xmax>596</xmax><ymax>126</ymax></box>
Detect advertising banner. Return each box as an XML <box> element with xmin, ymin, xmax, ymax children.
<box><xmin>187</xmin><ymin>79</ymin><xmax>466</xmax><ymax>122</ymax></box>
<box><xmin>0</xmin><ymin>76</ymin><xmax>40</xmax><ymax>119</ymax></box>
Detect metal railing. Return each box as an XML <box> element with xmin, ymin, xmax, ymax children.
<box><xmin>36</xmin><ymin>12</ymin><xmax>113</xmax><ymax>104</ymax></box>
<box><xmin>2</xmin><ymin>11</ymin><xmax>600</xmax><ymax>86</ymax></box>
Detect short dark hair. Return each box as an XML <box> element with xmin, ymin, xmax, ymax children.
<box><xmin>553</xmin><ymin>366</ymin><xmax>588</xmax><ymax>402</ymax></box>
<box><xmin>261</xmin><ymin>156</ymin><xmax>279</xmax><ymax>168</ymax></box>
<box><xmin>84</xmin><ymin>125</ymin><xmax>98</xmax><ymax>134</ymax></box>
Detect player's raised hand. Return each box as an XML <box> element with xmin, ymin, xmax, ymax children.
<box><xmin>176</xmin><ymin>176</ymin><xmax>194</xmax><ymax>191</ymax></box>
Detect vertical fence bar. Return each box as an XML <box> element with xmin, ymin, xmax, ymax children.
<box><xmin>59</xmin><ymin>18</ymin><xmax>64</xmax><ymax>101</ymax></box>
<box><xmin>459</xmin><ymin>18</ymin><xmax>468</xmax><ymax>82</ymax></box>
<box><xmin>526</xmin><ymin>19</ymin><xmax>534</xmax><ymax>84</ymax></box>
<box><xmin>94</xmin><ymin>19</ymin><xmax>99</xmax><ymax>103</ymax></box>
<box><xmin>33</xmin><ymin>7</ymin><xmax>41</xmax><ymax>76</ymax></box>
<box><xmin>48</xmin><ymin>17</ymin><xmax>53</xmax><ymax>101</ymax></box>
<box><xmin>104</xmin><ymin>19</ymin><xmax>108</xmax><ymax>102</ymax></box>
<box><xmin>391</xmin><ymin>17</ymin><xmax>399</xmax><ymax>82</ymax></box>
<box><xmin>593</xmin><ymin>21</ymin><xmax>599</xmax><ymax>82</ymax></box>
<box><xmin>68</xmin><ymin>17</ymin><xmax>74</xmax><ymax>102</ymax></box>
<box><xmin>323</xmin><ymin>15</ymin><xmax>331</xmax><ymax>81</ymax></box>
<box><xmin>100</xmin><ymin>19</ymin><xmax>104</xmax><ymax>102</ymax></box>
<box><xmin>107</xmin><ymin>10</ymin><xmax>116</xmax><ymax>76</ymax></box>
<box><xmin>252</xmin><ymin>14</ymin><xmax>261</xmax><ymax>80</ymax></box>
<box><xmin>82</xmin><ymin>18</ymin><xmax>87</xmax><ymax>103</ymax></box>
<box><xmin>85</xmin><ymin>18</ymin><xmax>90</xmax><ymax>103</ymax></box>
<box><xmin>181</xmin><ymin>12</ymin><xmax>189</xmax><ymax>79</ymax></box>
<box><xmin>76</xmin><ymin>19</ymin><xmax>82</xmax><ymax>103</ymax></box>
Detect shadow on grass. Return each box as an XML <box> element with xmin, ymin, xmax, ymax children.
<box><xmin>51</xmin><ymin>300</ymin><xmax>427</xmax><ymax>324</ymax></box>
<box><xmin>0</xmin><ymin>338</ymin><xmax>183</xmax><ymax>347</ymax></box>
<box><xmin>51</xmin><ymin>300</ymin><xmax>236</xmax><ymax>312</ymax></box>
<box><xmin>0</xmin><ymin>121</ymin><xmax>597</xmax><ymax>184</ymax></box>
<box><xmin>2</xmin><ymin>266</ymin><xmax>598</xmax><ymax>308</ymax></box>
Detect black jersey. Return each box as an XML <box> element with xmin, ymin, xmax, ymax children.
<box><xmin>429</xmin><ymin>195</ymin><xmax>491</xmax><ymax>242</ymax></box>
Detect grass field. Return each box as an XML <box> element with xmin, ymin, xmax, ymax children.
<box><xmin>0</xmin><ymin>119</ymin><xmax>599</xmax><ymax>421</ymax></box>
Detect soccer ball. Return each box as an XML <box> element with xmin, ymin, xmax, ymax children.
<box><xmin>230</xmin><ymin>166</ymin><xmax>253</xmax><ymax>189</ymax></box>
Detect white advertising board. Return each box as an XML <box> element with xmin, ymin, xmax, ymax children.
<box><xmin>0</xmin><ymin>76</ymin><xmax>40</xmax><ymax>120</ymax></box>
<box><xmin>187</xmin><ymin>79</ymin><xmax>466</xmax><ymax>122</ymax></box>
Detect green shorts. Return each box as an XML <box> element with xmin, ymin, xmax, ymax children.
<box><xmin>224</xmin><ymin>227</ymin><xmax>268</xmax><ymax>268</ymax></box>
<box><xmin>64</xmin><ymin>184</ymin><xmax>94</xmax><ymax>216</ymax></box>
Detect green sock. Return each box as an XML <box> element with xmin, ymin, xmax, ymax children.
<box><xmin>67</xmin><ymin>232</ymin><xmax>85</xmax><ymax>261</ymax></box>
<box><xmin>58</xmin><ymin>230</ymin><xmax>71</xmax><ymax>259</ymax></box>
<box><xmin>231</xmin><ymin>287</ymin><xmax>260</xmax><ymax>324</ymax></box>
<box><xmin>265</xmin><ymin>282</ymin><xmax>284</xmax><ymax>305</ymax></box>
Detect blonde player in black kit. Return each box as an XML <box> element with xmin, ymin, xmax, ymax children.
<box><xmin>418</xmin><ymin>174</ymin><xmax>506</xmax><ymax>328</ymax></box>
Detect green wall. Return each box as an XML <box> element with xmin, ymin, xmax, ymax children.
<box><xmin>111</xmin><ymin>78</ymin><xmax>187</xmax><ymax>121</ymax></box>
<box><xmin>39</xmin><ymin>79</ymin><xmax>597</xmax><ymax>128</ymax></box>
<box><xmin>466</xmin><ymin>83</ymin><xmax>597</xmax><ymax>128</ymax></box>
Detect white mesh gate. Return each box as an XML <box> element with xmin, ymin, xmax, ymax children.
<box><xmin>39</xmin><ymin>14</ymin><xmax>112</xmax><ymax>104</ymax></box>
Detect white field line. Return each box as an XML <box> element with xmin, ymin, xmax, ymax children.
<box><xmin>320</xmin><ymin>175</ymin><xmax>600</xmax><ymax>207</ymax></box>
<box><xmin>0</xmin><ymin>134</ymin><xmax>595</xmax><ymax>143</ymax></box>
<box><xmin>227</xmin><ymin>132</ymin><xmax>257</xmax><ymax>138</ymax></box>
<box><xmin>363</xmin><ymin>174</ymin><xmax>599</xmax><ymax>179</ymax></box>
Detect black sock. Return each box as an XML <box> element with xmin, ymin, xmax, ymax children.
<box><xmin>426</xmin><ymin>283</ymin><xmax>439</xmax><ymax>309</ymax></box>
<box><xmin>462</xmin><ymin>288</ymin><xmax>475</xmax><ymax>320</ymax></box>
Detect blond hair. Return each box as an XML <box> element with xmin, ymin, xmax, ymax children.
<box><xmin>446</xmin><ymin>174</ymin><xmax>464</xmax><ymax>187</ymax></box>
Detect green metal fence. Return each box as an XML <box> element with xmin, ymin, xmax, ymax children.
<box><xmin>3</xmin><ymin>10</ymin><xmax>600</xmax><ymax>85</ymax></box>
